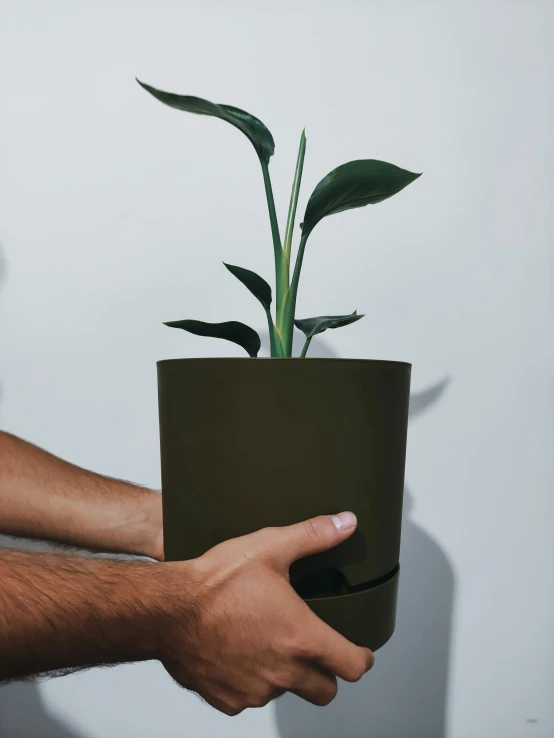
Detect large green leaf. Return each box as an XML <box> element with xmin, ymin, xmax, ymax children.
<box><xmin>164</xmin><ymin>319</ymin><xmax>261</xmax><ymax>357</ymax></box>
<box><xmin>136</xmin><ymin>79</ymin><xmax>275</xmax><ymax>164</ymax></box>
<box><xmin>301</xmin><ymin>160</ymin><xmax>421</xmax><ymax>237</ymax></box>
<box><xmin>294</xmin><ymin>311</ymin><xmax>364</xmax><ymax>339</ymax></box>
<box><xmin>224</xmin><ymin>263</ymin><xmax>272</xmax><ymax>310</ymax></box>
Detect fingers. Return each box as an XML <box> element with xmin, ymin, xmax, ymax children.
<box><xmin>308</xmin><ymin>617</ymin><xmax>375</xmax><ymax>683</ymax></box>
<box><xmin>266</xmin><ymin>512</ymin><xmax>358</xmax><ymax>569</ymax></box>
<box><xmin>289</xmin><ymin>666</ymin><xmax>338</xmax><ymax>706</ymax></box>
<box><xmin>202</xmin><ymin>693</ymin><xmax>244</xmax><ymax>717</ymax></box>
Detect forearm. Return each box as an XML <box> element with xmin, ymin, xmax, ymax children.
<box><xmin>0</xmin><ymin>431</ymin><xmax>162</xmax><ymax>558</ymax></box>
<box><xmin>0</xmin><ymin>550</ymin><xmax>167</xmax><ymax>681</ymax></box>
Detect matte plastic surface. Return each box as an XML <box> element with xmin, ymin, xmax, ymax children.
<box><xmin>158</xmin><ymin>358</ymin><xmax>410</xmax><ymax>649</ymax></box>
<box><xmin>307</xmin><ymin>568</ymin><xmax>400</xmax><ymax>651</ymax></box>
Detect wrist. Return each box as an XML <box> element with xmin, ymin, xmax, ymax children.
<box><xmin>98</xmin><ymin>485</ymin><xmax>163</xmax><ymax>560</ymax></box>
<box><xmin>135</xmin><ymin>559</ymin><xmax>202</xmax><ymax>662</ymax></box>
<box><xmin>130</xmin><ymin>489</ymin><xmax>164</xmax><ymax>560</ymax></box>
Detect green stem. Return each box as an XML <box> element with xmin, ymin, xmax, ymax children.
<box><xmin>283</xmin><ymin>130</ymin><xmax>306</xmax><ymax>259</ymax></box>
<box><xmin>290</xmin><ymin>231</ymin><xmax>308</xmax><ymax>300</ymax></box>
<box><xmin>300</xmin><ymin>336</ymin><xmax>312</xmax><ymax>358</ymax></box>
<box><xmin>266</xmin><ymin>310</ymin><xmax>277</xmax><ymax>357</ymax></box>
<box><xmin>280</xmin><ymin>231</ymin><xmax>308</xmax><ymax>356</ymax></box>
<box><xmin>260</xmin><ymin>158</ymin><xmax>285</xmax><ymax>309</ymax></box>
<box><xmin>265</xmin><ymin>308</ymin><xmax>285</xmax><ymax>357</ymax></box>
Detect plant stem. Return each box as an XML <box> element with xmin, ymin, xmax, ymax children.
<box><xmin>280</xmin><ymin>231</ymin><xmax>308</xmax><ymax>356</ymax></box>
<box><xmin>267</xmin><ymin>311</ymin><xmax>277</xmax><ymax>357</ymax></box>
<box><xmin>260</xmin><ymin>158</ymin><xmax>286</xmax><ymax>309</ymax></box>
<box><xmin>290</xmin><ymin>231</ymin><xmax>308</xmax><ymax>302</ymax></box>
<box><xmin>265</xmin><ymin>309</ymin><xmax>285</xmax><ymax>357</ymax></box>
<box><xmin>283</xmin><ymin>130</ymin><xmax>306</xmax><ymax>259</ymax></box>
<box><xmin>300</xmin><ymin>336</ymin><xmax>312</xmax><ymax>358</ymax></box>
<box><xmin>274</xmin><ymin>324</ymin><xmax>286</xmax><ymax>357</ymax></box>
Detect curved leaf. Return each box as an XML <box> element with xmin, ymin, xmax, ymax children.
<box><xmin>301</xmin><ymin>160</ymin><xmax>421</xmax><ymax>237</ymax></box>
<box><xmin>136</xmin><ymin>79</ymin><xmax>275</xmax><ymax>164</ymax></box>
<box><xmin>224</xmin><ymin>263</ymin><xmax>272</xmax><ymax>310</ymax></box>
<box><xmin>294</xmin><ymin>311</ymin><xmax>364</xmax><ymax>339</ymax></box>
<box><xmin>164</xmin><ymin>319</ymin><xmax>261</xmax><ymax>357</ymax></box>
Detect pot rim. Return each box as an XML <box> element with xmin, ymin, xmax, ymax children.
<box><xmin>157</xmin><ymin>357</ymin><xmax>412</xmax><ymax>369</ymax></box>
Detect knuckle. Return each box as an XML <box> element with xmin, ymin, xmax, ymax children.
<box><xmin>302</xmin><ymin>518</ymin><xmax>322</xmax><ymax>542</ymax></box>
<box><xmin>288</xmin><ymin>633</ymin><xmax>317</xmax><ymax>661</ymax></box>
<box><xmin>344</xmin><ymin>653</ymin><xmax>373</xmax><ymax>682</ymax></box>
<box><xmin>256</xmin><ymin>525</ymin><xmax>282</xmax><ymax>547</ymax></box>
<box><xmin>248</xmin><ymin>527</ymin><xmax>280</xmax><ymax>563</ymax></box>
<box><xmin>281</xmin><ymin>627</ymin><xmax>310</xmax><ymax>656</ymax></box>
<box><xmin>246</xmin><ymin>698</ymin><xmax>266</xmax><ymax>709</ymax></box>
<box><xmin>223</xmin><ymin>704</ymin><xmax>244</xmax><ymax>717</ymax></box>
<box><xmin>313</xmin><ymin>680</ymin><xmax>338</xmax><ymax>707</ymax></box>
<box><xmin>271</xmin><ymin>667</ymin><xmax>296</xmax><ymax>690</ymax></box>
<box><xmin>247</xmin><ymin>689</ymin><xmax>274</xmax><ymax>709</ymax></box>
<box><xmin>345</xmin><ymin>664</ymin><xmax>366</xmax><ymax>683</ymax></box>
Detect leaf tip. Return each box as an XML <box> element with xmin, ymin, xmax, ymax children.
<box><xmin>136</xmin><ymin>78</ymin><xmax>155</xmax><ymax>95</ymax></box>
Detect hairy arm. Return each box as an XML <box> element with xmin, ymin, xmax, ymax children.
<box><xmin>0</xmin><ymin>431</ymin><xmax>162</xmax><ymax>559</ymax></box>
<box><xmin>0</xmin><ymin>550</ymin><xmax>168</xmax><ymax>681</ymax></box>
<box><xmin>0</xmin><ymin>514</ymin><xmax>372</xmax><ymax>713</ymax></box>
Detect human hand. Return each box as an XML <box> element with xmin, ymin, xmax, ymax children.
<box><xmin>151</xmin><ymin>512</ymin><xmax>374</xmax><ymax>715</ymax></box>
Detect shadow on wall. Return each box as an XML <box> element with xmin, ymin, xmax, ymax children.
<box><xmin>0</xmin><ymin>247</ymin><xmax>87</xmax><ymax>738</ymax></box>
<box><xmin>271</xmin><ymin>332</ymin><xmax>454</xmax><ymax>738</ymax></box>
<box><xmin>0</xmin><ymin>680</ymin><xmax>86</xmax><ymax>738</ymax></box>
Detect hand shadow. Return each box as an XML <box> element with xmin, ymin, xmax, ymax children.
<box><xmin>268</xmin><ymin>331</ymin><xmax>454</xmax><ymax>738</ymax></box>
<box><xmin>0</xmin><ymin>246</ymin><xmax>88</xmax><ymax>738</ymax></box>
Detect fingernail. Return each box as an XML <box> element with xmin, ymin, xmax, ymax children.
<box><xmin>331</xmin><ymin>511</ymin><xmax>357</xmax><ymax>531</ymax></box>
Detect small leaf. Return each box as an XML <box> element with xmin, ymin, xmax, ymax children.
<box><xmin>164</xmin><ymin>319</ymin><xmax>261</xmax><ymax>357</ymax></box>
<box><xmin>224</xmin><ymin>263</ymin><xmax>272</xmax><ymax>310</ymax></box>
<box><xmin>301</xmin><ymin>160</ymin><xmax>421</xmax><ymax>237</ymax></box>
<box><xmin>294</xmin><ymin>311</ymin><xmax>364</xmax><ymax>339</ymax></box>
<box><xmin>136</xmin><ymin>80</ymin><xmax>275</xmax><ymax>164</ymax></box>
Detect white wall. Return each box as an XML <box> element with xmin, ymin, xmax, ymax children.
<box><xmin>1</xmin><ymin>1</ymin><xmax>553</xmax><ymax>736</ymax></box>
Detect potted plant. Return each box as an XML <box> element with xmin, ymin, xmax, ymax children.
<box><xmin>138</xmin><ymin>79</ymin><xmax>419</xmax><ymax>650</ymax></box>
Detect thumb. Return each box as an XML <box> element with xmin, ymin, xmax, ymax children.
<box><xmin>273</xmin><ymin>512</ymin><xmax>358</xmax><ymax>568</ymax></box>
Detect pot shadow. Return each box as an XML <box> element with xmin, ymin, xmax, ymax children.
<box><xmin>0</xmin><ymin>246</ymin><xmax>87</xmax><ymax>738</ymax></box>
<box><xmin>266</xmin><ymin>331</ymin><xmax>455</xmax><ymax>738</ymax></box>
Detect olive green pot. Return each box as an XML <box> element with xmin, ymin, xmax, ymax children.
<box><xmin>158</xmin><ymin>358</ymin><xmax>411</xmax><ymax>651</ymax></box>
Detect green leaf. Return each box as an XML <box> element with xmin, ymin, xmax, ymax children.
<box><xmin>136</xmin><ymin>79</ymin><xmax>275</xmax><ymax>164</ymax></box>
<box><xmin>223</xmin><ymin>263</ymin><xmax>272</xmax><ymax>310</ymax></box>
<box><xmin>294</xmin><ymin>311</ymin><xmax>364</xmax><ymax>339</ymax></box>
<box><xmin>164</xmin><ymin>319</ymin><xmax>261</xmax><ymax>357</ymax></box>
<box><xmin>301</xmin><ymin>160</ymin><xmax>421</xmax><ymax>237</ymax></box>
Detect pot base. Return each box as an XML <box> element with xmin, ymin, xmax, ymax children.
<box><xmin>306</xmin><ymin>567</ymin><xmax>399</xmax><ymax>651</ymax></box>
